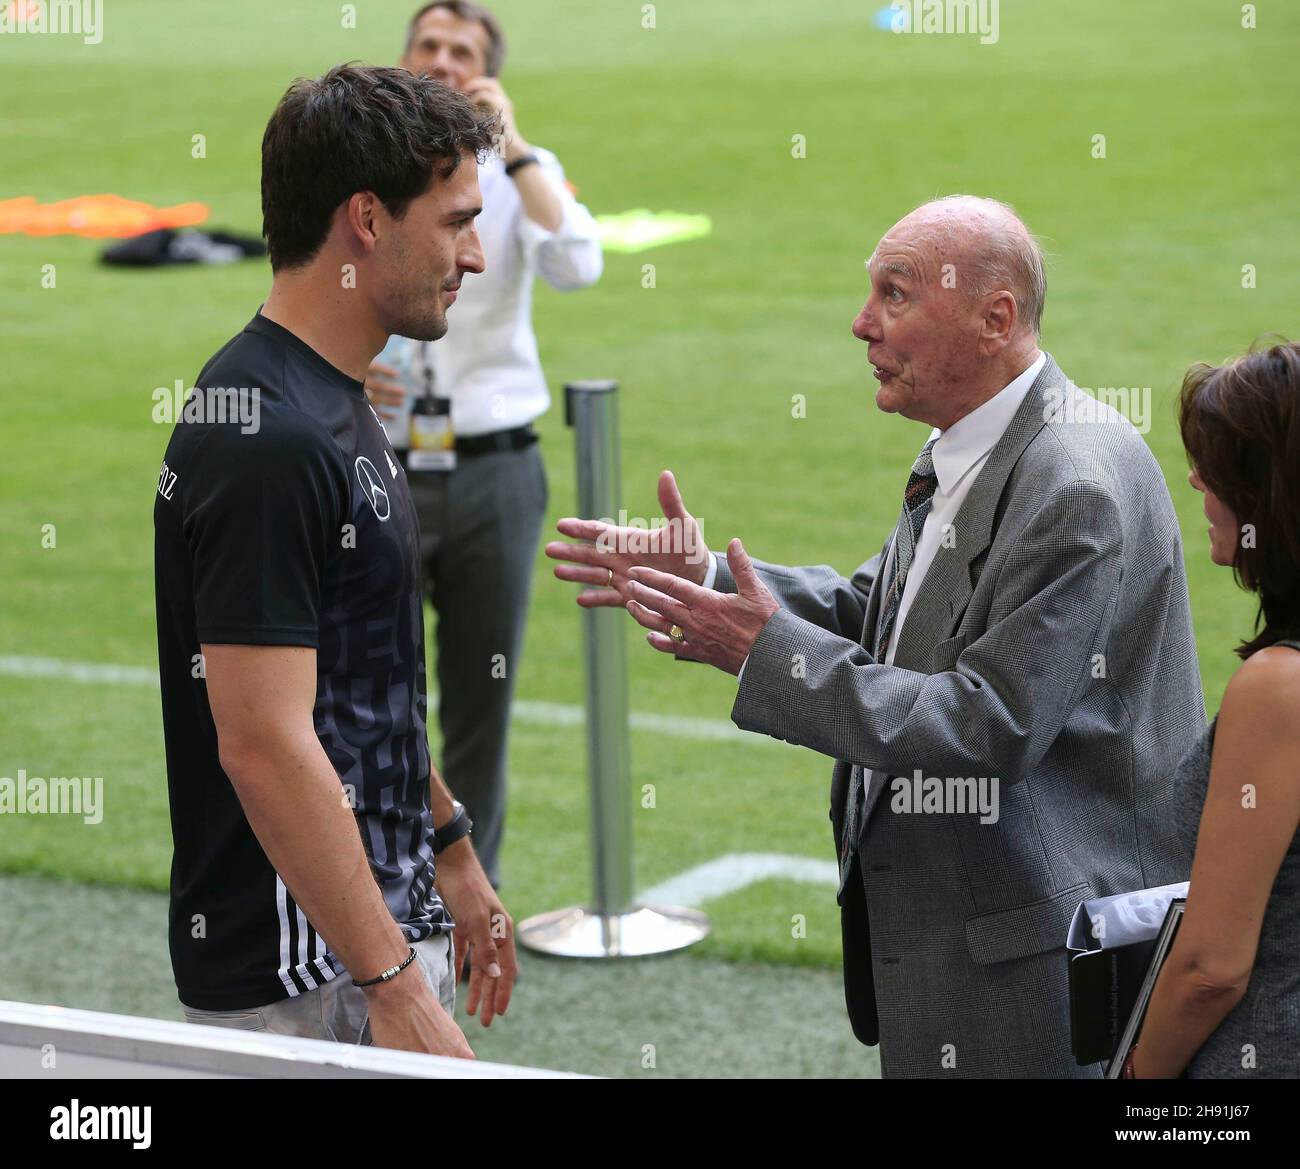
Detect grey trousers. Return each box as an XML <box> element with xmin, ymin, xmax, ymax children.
<box><xmin>181</xmin><ymin>933</ymin><xmax>457</xmax><ymax>1045</ymax></box>
<box><xmin>407</xmin><ymin>441</ymin><xmax>548</xmax><ymax>888</ymax></box>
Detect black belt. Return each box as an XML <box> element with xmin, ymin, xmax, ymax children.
<box><xmin>398</xmin><ymin>425</ymin><xmax>538</xmax><ymax>471</ymax></box>
<box><xmin>455</xmin><ymin>424</ymin><xmax>538</xmax><ymax>456</ymax></box>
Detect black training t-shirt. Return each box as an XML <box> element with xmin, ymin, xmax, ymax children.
<box><xmin>154</xmin><ymin>312</ymin><xmax>451</xmax><ymax>1011</ymax></box>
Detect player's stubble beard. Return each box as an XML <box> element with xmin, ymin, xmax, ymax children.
<box><xmin>382</xmin><ymin>234</ymin><xmax>451</xmax><ymax>344</ymax></box>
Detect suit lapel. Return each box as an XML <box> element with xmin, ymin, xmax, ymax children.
<box><xmin>889</xmin><ymin>354</ymin><xmax>1062</xmax><ymax>670</ymax></box>
<box><xmin>858</xmin><ymin>355</ymin><xmax>1064</xmax><ymax>826</ymax></box>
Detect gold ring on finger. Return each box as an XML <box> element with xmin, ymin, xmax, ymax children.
<box><xmin>669</xmin><ymin>624</ymin><xmax>686</xmax><ymax>644</ymax></box>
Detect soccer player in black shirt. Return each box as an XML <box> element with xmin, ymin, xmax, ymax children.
<box><xmin>153</xmin><ymin>65</ymin><xmax>513</xmax><ymax>1057</ymax></box>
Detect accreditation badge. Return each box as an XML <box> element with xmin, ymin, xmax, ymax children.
<box><xmin>407</xmin><ymin>403</ymin><xmax>457</xmax><ymax>472</ymax></box>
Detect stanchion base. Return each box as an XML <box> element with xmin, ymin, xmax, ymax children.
<box><xmin>517</xmin><ymin>904</ymin><xmax>710</xmax><ymax>958</ymax></box>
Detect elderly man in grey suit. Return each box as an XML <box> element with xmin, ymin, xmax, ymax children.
<box><xmin>546</xmin><ymin>195</ymin><xmax>1207</xmax><ymax>1078</ymax></box>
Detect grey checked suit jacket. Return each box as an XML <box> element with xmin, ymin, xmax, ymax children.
<box><xmin>712</xmin><ymin>354</ymin><xmax>1206</xmax><ymax>1078</ymax></box>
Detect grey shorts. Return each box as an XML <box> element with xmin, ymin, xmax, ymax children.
<box><xmin>182</xmin><ymin>933</ymin><xmax>457</xmax><ymax>1046</ymax></box>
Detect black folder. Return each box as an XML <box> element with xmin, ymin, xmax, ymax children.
<box><xmin>1104</xmin><ymin>900</ymin><xmax>1186</xmax><ymax>1077</ymax></box>
<box><xmin>1065</xmin><ymin>882</ymin><xmax>1188</xmax><ymax>1066</ymax></box>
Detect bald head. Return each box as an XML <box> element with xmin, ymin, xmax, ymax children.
<box><xmin>892</xmin><ymin>196</ymin><xmax>1046</xmax><ymax>337</ymax></box>
<box><xmin>854</xmin><ymin>194</ymin><xmax>1047</xmax><ymax>430</ymax></box>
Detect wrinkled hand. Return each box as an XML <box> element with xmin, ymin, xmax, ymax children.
<box><xmin>434</xmin><ymin>838</ymin><xmax>517</xmax><ymax>1026</ymax></box>
<box><xmin>625</xmin><ymin>538</ymin><xmax>779</xmax><ymax>675</ymax></box>
<box><xmin>545</xmin><ymin>470</ymin><xmax>711</xmax><ymax>610</ymax></box>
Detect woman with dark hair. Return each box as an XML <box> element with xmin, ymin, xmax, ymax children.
<box><xmin>1127</xmin><ymin>341</ymin><xmax>1300</xmax><ymax>1078</ymax></box>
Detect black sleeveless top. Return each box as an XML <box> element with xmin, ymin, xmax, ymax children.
<box><xmin>1174</xmin><ymin>639</ymin><xmax>1300</xmax><ymax>1078</ymax></box>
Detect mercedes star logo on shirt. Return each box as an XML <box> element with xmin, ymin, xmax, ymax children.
<box><xmin>354</xmin><ymin>456</ymin><xmax>390</xmax><ymax>521</ymax></box>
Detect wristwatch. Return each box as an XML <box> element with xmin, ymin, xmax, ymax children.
<box><xmin>432</xmin><ymin>799</ymin><xmax>472</xmax><ymax>855</ymax></box>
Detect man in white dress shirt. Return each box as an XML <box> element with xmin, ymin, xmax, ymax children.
<box><xmin>367</xmin><ymin>1</ymin><xmax>603</xmax><ymax>889</ymax></box>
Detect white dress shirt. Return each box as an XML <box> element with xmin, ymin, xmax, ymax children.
<box><xmin>409</xmin><ymin>146</ymin><xmax>603</xmax><ymax>440</ymax></box>
<box><xmin>721</xmin><ymin>351</ymin><xmax>1044</xmax><ymax>677</ymax></box>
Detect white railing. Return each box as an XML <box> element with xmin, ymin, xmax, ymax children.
<box><xmin>0</xmin><ymin>1000</ymin><xmax>582</xmax><ymax>1078</ymax></box>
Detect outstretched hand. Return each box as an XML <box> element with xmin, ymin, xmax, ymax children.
<box><xmin>545</xmin><ymin>470</ymin><xmax>711</xmax><ymax>609</ymax></box>
<box><xmin>625</xmin><ymin>537</ymin><xmax>779</xmax><ymax>675</ymax></box>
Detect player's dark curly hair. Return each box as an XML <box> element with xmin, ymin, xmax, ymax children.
<box><xmin>261</xmin><ymin>63</ymin><xmax>499</xmax><ymax>271</ymax></box>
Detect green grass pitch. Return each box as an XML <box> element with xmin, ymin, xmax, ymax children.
<box><xmin>1</xmin><ymin>0</ymin><xmax>1296</xmax><ymax>1075</ymax></box>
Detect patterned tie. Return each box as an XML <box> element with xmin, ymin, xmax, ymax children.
<box><xmin>873</xmin><ymin>437</ymin><xmax>940</xmax><ymax>662</ymax></box>
<box><xmin>839</xmin><ymin>438</ymin><xmax>940</xmax><ymax>888</ymax></box>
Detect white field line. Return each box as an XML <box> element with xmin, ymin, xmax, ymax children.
<box><xmin>0</xmin><ymin>655</ymin><xmax>157</xmax><ymax>687</ymax></box>
<box><xmin>640</xmin><ymin>852</ymin><xmax>839</xmax><ymax>907</ymax></box>
<box><xmin>0</xmin><ymin>654</ymin><xmax>779</xmax><ymax>747</ymax></box>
